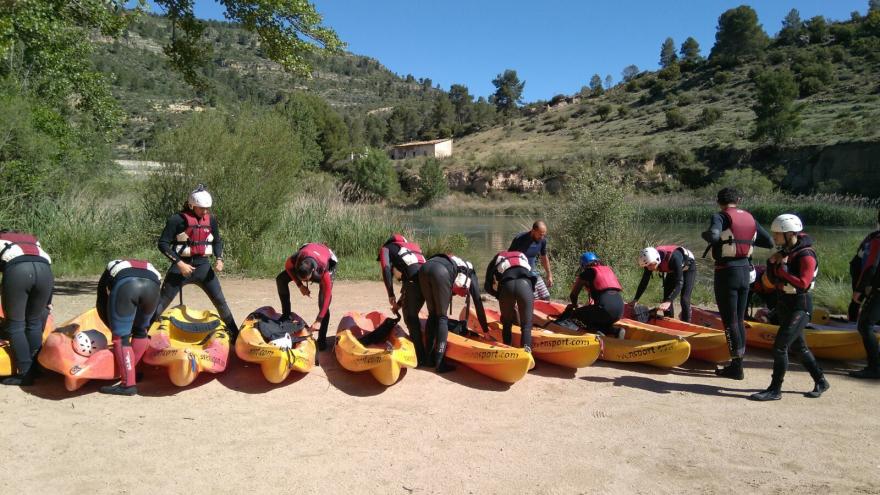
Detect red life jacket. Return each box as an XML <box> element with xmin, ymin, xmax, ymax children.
<box><xmin>107</xmin><ymin>259</ymin><xmax>161</xmax><ymax>283</ymax></box>
<box><xmin>433</xmin><ymin>254</ymin><xmax>474</xmax><ymax>297</ymax></box>
<box><xmin>493</xmin><ymin>251</ymin><xmax>531</xmax><ymax>276</ymax></box>
<box><xmin>589</xmin><ymin>265</ymin><xmax>622</xmax><ymax>292</ymax></box>
<box><xmin>656</xmin><ymin>245</ymin><xmax>694</xmax><ymax>272</ymax></box>
<box><xmin>380</xmin><ymin>234</ymin><xmax>426</xmax><ymax>280</ymax></box>
<box><xmin>173</xmin><ymin>211</ymin><xmax>214</xmax><ymax>257</ymax></box>
<box><xmin>713</xmin><ymin>207</ymin><xmax>757</xmax><ymax>261</ymax></box>
<box><xmin>287</xmin><ymin>243</ymin><xmax>338</xmax><ymax>280</ymax></box>
<box><xmin>0</xmin><ymin>232</ymin><xmax>51</xmax><ymax>264</ymax></box>
<box><xmin>777</xmin><ymin>235</ymin><xmax>819</xmax><ymax>295</ymax></box>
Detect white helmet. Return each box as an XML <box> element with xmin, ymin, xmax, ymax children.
<box><xmin>771</xmin><ymin>214</ymin><xmax>803</xmax><ymax>233</ymax></box>
<box><xmin>72</xmin><ymin>330</ymin><xmax>108</xmax><ymax>357</ymax></box>
<box><xmin>189</xmin><ymin>185</ymin><xmax>213</xmax><ymax>208</ymax></box>
<box><xmin>638</xmin><ymin>247</ymin><xmax>661</xmax><ymax>268</ymax></box>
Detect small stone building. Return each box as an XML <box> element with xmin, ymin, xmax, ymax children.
<box><xmin>390</xmin><ymin>138</ymin><xmax>453</xmax><ymax>160</ymax></box>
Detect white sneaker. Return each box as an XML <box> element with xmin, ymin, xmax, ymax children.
<box><xmin>269</xmin><ymin>333</ymin><xmax>293</xmax><ymax>349</ymax></box>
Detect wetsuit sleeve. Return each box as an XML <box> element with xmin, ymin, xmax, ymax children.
<box><xmin>633</xmin><ymin>269</ymin><xmax>652</xmax><ymax>301</ymax></box>
<box><xmin>210</xmin><ymin>215</ymin><xmax>224</xmax><ymax>259</ymax></box>
<box><xmin>484</xmin><ymin>257</ymin><xmax>498</xmax><ymax>298</ymax></box>
<box><xmin>773</xmin><ymin>255</ymin><xmax>817</xmax><ymax>290</ymax></box>
<box><xmin>855</xmin><ymin>237</ymin><xmax>880</xmax><ymax>293</ymax></box>
<box><xmin>701</xmin><ymin>213</ymin><xmax>723</xmax><ymax>244</ymax></box>
<box><xmin>316</xmin><ymin>270</ymin><xmax>332</xmax><ymax>320</ymax></box>
<box><xmin>158</xmin><ymin>214</ymin><xmax>184</xmax><ymax>263</ymax></box>
<box><xmin>95</xmin><ymin>269</ymin><xmax>111</xmax><ymax>328</ymax></box>
<box><xmin>754</xmin><ymin>222</ymin><xmax>773</xmax><ymax>249</ymax></box>
<box><xmin>663</xmin><ymin>251</ymin><xmax>685</xmax><ymax>302</ymax></box>
<box><xmin>469</xmin><ymin>273</ymin><xmax>490</xmax><ymax>333</ymax></box>
<box><xmin>379</xmin><ymin>246</ymin><xmax>395</xmax><ymax>299</ymax></box>
<box><xmin>275</xmin><ymin>270</ymin><xmax>293</xmax><ymax>316</ymax></box>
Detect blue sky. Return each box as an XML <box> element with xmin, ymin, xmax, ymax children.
<box><xmin>179</xmin><ymin>1</ymin><xmax>868</xmax><ymax>102</ymax></box>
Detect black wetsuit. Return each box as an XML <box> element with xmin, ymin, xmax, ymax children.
<box><xmin>702</xmin><ymin>212</ymin><xmax>773</xmax><ymax>360</ymax></box>
<box><xmin>1</xmin><ymin>254</ymin><xmax>53</xmax><ymax>378</ymax></box>
<box><xmin>484</xmin><ymin>259</ymin><xmax>536</xmax><ymax>348</ymax></box>
<box><xmin>276</xmin><ymin>266</ymin><xmax>333</xmax><ymax>350</ymax></box>
<box><xmin>569</xmin><ymin>266</ymin><xmax>624</xmax><ymax>333</ymax></box>
<box><xmin>762</xmin><ymin>236</ymin><xmax>825</xmax><ymax>394</ymax></box>
<box><xmin>154</xmin><ymin>211</ymin><xmax>237</xmax><ymax>338</ymax></box>
<box><xmin>633</xmin><ymin>250</ymin><xmax>697</xmax><ymax>321</ymax></box>
<box><xmin>852</xmin><ymin>230</ymin><xmax>880</xmax><ymax>371</ymax></box>
<box><xmin>379</xmin><ymin>243</ymin><xmax>426</xmax><ymax>363</ymax></box>
<box><xmin>419</xmin><ymin>256</ymin><xmax>489</xmax><ymax>370</ymax></box>
<box><xmin>96</xmin><ymin>264</ymin><xmax>161</xmax><ymax>341</ymax></box>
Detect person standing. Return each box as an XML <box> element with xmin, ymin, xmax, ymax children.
<box><xmin>484</xmin><ymin>250</ymin><xmax>536</xmax><ymax>352</ymax></box>
<box><xmin>849</xmin><ymin>209</ymin><xmax>880</xmax><ymax>378</ymax></box>
<box><xmin>750</xmin><ymin>214</ymin><xmax>829</xmax><ymax>401</ymax></box>
<box><xmin>0</xmin><ymin>230</ymin><xmax>53</xmax><ymax>386</ymax></box>
<box><xmin>154</xmin><ymin>185</ymin><xmax>237</xmax><ymax>339</ymax></box>
<box><xmin>632</xmin><ymin>245</ymin><xmax>697</xmax><ymax>322</ymax></box>
<box><xmin>508</xmin><ymin>221</ymin><xmax>553</xmax><ymax>301</ymax></box>
<box><xmin>701</xmin><ymin>187</ymin><xmax>773</xmax><ymax>380</ymax></box>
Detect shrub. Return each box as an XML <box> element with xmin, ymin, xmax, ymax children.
<box><xmin>767</xmin><ymin>50</ymin><xmax>786</xmax><ymax>65</ymax></box>
<box><xmin>712</xmin><ymin>71</ymin><xmax>731</xmax><ymax>85</ymax></box>
<box><xmin>712</xmin><ymin>168</ymin><xmax>775</xmax><ymax>196</ymax></box>
<box><xmin>625</xmin><ymin>80</ymin><xmax>639</xmax><ymax>92</ymax></box>
<box><xmin>617</xmin><ymin>105</ymin><xmax>631</xmax><ymax>118</ymax></box>
<box><xmin>799</xmin><ymin>76</ymin><xmax>825</xmax><ymax>97</ymax></box>
<box><xmin>657</xmin><ymin>64</ymin><xmax>681</xmax><ymax>81</ymax></box>
<box><xmin>349</xmin><ymin>148</ymin><xmax>400</xmax><ymax>200</ymax></box>
<box><xmin>665</xmin><ymin>108</ymin><xmax>687</xmax><ymax>128</ymax></box>
<box><xmin>418</xmin><ymin>158</ymin><xmax>448</xmax><ymax>206</ymax></box>
<box><xmin>696</xmin><ymin>106</ymin><xmax>723</xmax><ymax>128</ymax></box>
<box><xmin>596</xmin><ymin>104</ymin><xmax>613</xmax><ymax>121</ymax></box>
<box><xmin>676</xmin><ymin>93</ymin><xmax>694</xmax><ymax>106</ymax></box>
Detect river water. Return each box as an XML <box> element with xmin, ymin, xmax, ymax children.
<box><xmin>404</xmin><ymin>214</ymin><xmax>868</xmax><ymax>271</ymax></box>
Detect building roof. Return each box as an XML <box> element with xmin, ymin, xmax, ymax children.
<box><xmin>392</xmin><ymin>138</ymin><xmax>452</xmax><ymax>148</ymax></box>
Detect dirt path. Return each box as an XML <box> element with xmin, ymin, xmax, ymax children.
<box><xmin>1</xmin><ymin>278</ymin><xmax>878</xmax><ymax>494</ymax></box>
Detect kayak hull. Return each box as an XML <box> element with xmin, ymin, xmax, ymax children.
<box><xmin>691</xmin><ymin>307</ymin><xmax>876</xmax><ymax>361</ymax></box>
<box><xmin>464</xmin><ymin>307</ymin><xmax>600</xmax><ymax>368</ymax></box>
<box><xmin>335</xmin><ymin>311</ymin><xmax>416</xmax><ymax>386</ymax></box>
<box><xmin>144</xmin><ymin>305</ymin><xmax>230</xmax><ymax>387</ymax></box>
<box><xmin>236</xmin><ymin>307</ymin><xmax>315</xmax><ymax>384</ymax></box>
<box><xmin>622</xmin><ymin>304</ymin><xmax>730</xmax><ymax>363</ymax></box>
<box><xmin>534</xmin><ymin>300</ymin><xmax>691</xmax><ymax>369</ymax></box>
<box><xmin>36</xmin><ymin>309</ymin><xmax>112</xmax><ymax>391</ymax></box>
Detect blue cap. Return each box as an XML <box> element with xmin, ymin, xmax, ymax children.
<box><xmin>580</xmin><ymin>252</ymin><xmax>599</xmax><ymax>266</ymax></box>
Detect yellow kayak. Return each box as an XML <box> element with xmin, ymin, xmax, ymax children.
<box><xmin>144</xmin><ymin>305</ymin><xmax>230</xmax><ymax>386</ymax></box>
<box><xmin>236</xmin><ymin>307</ymin><xmax>316</xmax><ymax>384</ymax></box>
<box><xmin>534</xmin><ymin>301</ymin><xmax>691</xmax><ymax>369</ymax></box>
<box><xmin>419</xmin><ymin>317</ymin><xmax>533</xmax><ymax>383</ymax></box>
<box><xmin>335</xmin><ymin>311</ymin><xmax>416</xmax><ymax>386</ymax></box>
<box><xmin>622</xmin><ymin>304</ymin><xmax>731</xmax><ymax>363</ymax></box>
<box><xmin>462</xmin><ymin>306</ymin><xmax>601</xmax><ymax>368</ymax></box>
<box><xmin>691</xmin><ymin>307</ymin><xmax>876</xmax><ymax>361</ymax></box>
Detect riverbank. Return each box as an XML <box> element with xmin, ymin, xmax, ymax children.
<box><xmin>3</xmin><ymin>279</ymin><xmax>877</xmax><ymax>494</ymax></box>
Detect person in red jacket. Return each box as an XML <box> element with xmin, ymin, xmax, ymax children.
<box><xmin>750</xmin><ymin>214</ymin><xmax>829</xmax><ymax>401</ymax></box>
<box><xmin>849</xmin><ymin>208</ymin><xmax>880</xmax><ymax>378</ymax></box>
<box><xmin>276</xmin><ymin>243</ymin><xmax>337</xmax><ymax>351</ymax></box>
<box><xmin>567</xmin><ymin>252</ymin><xmax>624</xmax><ymax>334</ymax></box>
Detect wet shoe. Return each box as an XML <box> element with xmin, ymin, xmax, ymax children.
<box><xmin>749</xmin><ymin>387</ymin><xmax>782</xmax><ymax>401</ymax></box>
<box><xmin>715</xmin><ymin>363</ymin><xmax>744</xmax><ymax>380</ymax></box>
<box><xmin>99</xmin><ymin>383</ymin><xmax>138</xmax><ymax>396</ymax></box>
<box><xmin>804</xmin><ymin>378</ymin><xmax>830</xmax><ymax>398</ymax></box>
<box><xmin>848</xmin><ymin>367</ymin><xmax>880</xmax><ymax>379</ymax></box>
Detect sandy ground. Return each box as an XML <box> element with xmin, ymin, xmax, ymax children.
<box><xmin>2</xmin><ymin>278</ymin><xmax>879</xmax><ymax>494</ymax></box>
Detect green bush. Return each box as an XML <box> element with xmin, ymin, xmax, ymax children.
<box><xmin>665</xmin><ymin>108</ymin><xmax>687</xmax><ymax>128</ymax></box>
<box><xmin>657</xmin><ymin>64</ymin><xmax>681</xmax><ymax>81</ymax></box>
<box><xmin>696</xmin><ymin>106</ymin><xmax>723</xmax><ymax>128</ymax></box>
<box><xmin>596</xmin><ymin>104</ymin><xmax>613</xmax><ymax>121</ymax></box>
<box><xmin>617</xmin><ymin>105</ymin><xmax>631</xmax><ymax>118</ymax></box>
<box><xmin>349</xmin><ymin>147</ymin><xmax>400</xmax><ymax>200</ymax></box>
<box><xmin>799</xmin><ymin>76</ymin><xmax>825</xmax><ymax>97</ymax></box>
<box><xmin>712</xmin><ymin>168</ymin><xmax>775</xmax><ymax>196</ymax></box>
<box><xmin>712</xmin><ymin>71</ymin><xmax>731</xmax><ymax>85</ymax></box>
<box><xmin>418</xmin><ymin>158</ymin><xmax>448</xmax><ymax>206</ymax></box>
